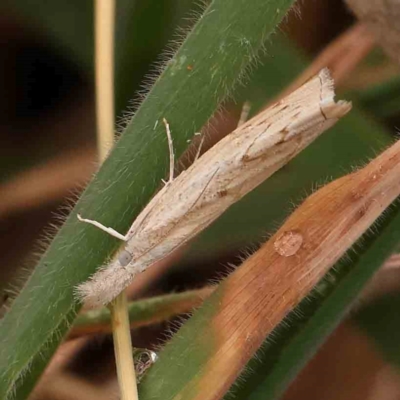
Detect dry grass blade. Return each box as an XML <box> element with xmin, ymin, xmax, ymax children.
<box><xmin>143</xmin><ymin>139</ymin><xmax>400</xmax><ymax>400</ymax></box>
<box><xmin>276</xmin><ymin>22</ymin><xmax>375</xmax><ymax>101</ymax></box>
<box><xmin>31</xmin><ymin>373</ymin><xmax>114</xmax><ymax>400</ymax></box>
<box><xmin>282</xmin><ymin>324</ymin><xmax>400</xmax><ymax>400</ymax></box>
<box><xmin>346</xmin><ymin>0</ymin><xmax>400</xmax><ymax>66</ymax></box>
<box><xmin>383</xmin><ymin>253</ymin><xmax>400</xmax><ymax>269</ymax></box>
<box><xmin>0</xmin><ymin>149</ymin><xmax>96</xmax><ymax>218</ymax></box>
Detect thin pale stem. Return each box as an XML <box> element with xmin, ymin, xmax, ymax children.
<box><xmin>95</xmin><ymin>0</ymin><xmax>115</xmax><ymax>161</ymax></box>
<box><xmin>95</xmin><ymin>0</ymin><xmax>138</xmax><ymax>398</ymax></box>
<box><xmin>109</xmin><ymin>293</ymin><xmax>139</xmax><ymax>400</ymax></box>
<box><xmin>237</xmin><ymin>101</ymin><xmax>251</xmax><ymax>127</ymax></box>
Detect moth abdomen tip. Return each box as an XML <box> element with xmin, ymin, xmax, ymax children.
<box><xmin>75</xmin><ymin>263</ymin><xmax>135</xmax><ymax>308</ymax></box>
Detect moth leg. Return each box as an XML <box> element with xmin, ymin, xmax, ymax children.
<box><xmin>237</xmin><ymin>100</ymin><xmax>251</xmax><ymax>127</ymax></box>
<box><xmin>194</xmin><ymin>136</ymin><xmax>205</xmax><ymax>163</ymax></box>
<box><xmin>162</xmin><ymin>118</ymin><xmax>175</xmax><ymax>184</ymax></box>
<box><xmin>77</xmin><ymin>214</ymin><xmax>128</xmax><ymax>241</ymax></box>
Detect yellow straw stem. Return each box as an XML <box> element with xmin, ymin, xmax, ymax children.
<box><xmin>95</xmin><ymin>0</ymin><xmax>139</xmax><ymax>398</ymax></box>
<box><xmin>95</xmin><ymin>0</ymin><xmax>116</xmax><ymax>162</ymax></box>
<box><xmin>109</xmin><ymin>292</ymin><xmax>140</xmax><ymax>400</ymax></box>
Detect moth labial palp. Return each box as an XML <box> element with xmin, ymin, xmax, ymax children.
<box><xmin>76</xmin><ymin>68</ymin><xmax>352</xmax><ymax>307</ymax></box>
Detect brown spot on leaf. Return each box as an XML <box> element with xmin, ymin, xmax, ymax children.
<box><xmin>274</xmin><ymin>230</ymin><xmax>303</xmax><ymax>257</ymax></box>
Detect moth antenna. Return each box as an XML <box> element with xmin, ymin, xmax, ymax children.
<box><xmin>76</xmin><ymin>214</ymin><xmax>128</xmax><ymax>241</ymax></box>
<box><xmin>162</xmin><ymin>118</ymin><xmax>175</xmax><ymax>184</ymax></box>
<box><xmin>194</xmin><ymin>136</ymin><xmax>205</xmax><ymax>163</ymax></box>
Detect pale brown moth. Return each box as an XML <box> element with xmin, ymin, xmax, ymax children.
<box><xmin>77</xmin><ymin>69</ymin><xmax>351</xmax><ymax>307</ymax></box>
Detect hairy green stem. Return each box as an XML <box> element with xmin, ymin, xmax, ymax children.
<box><xmin>71</xmin><ymin>287</ymin><xmax>214</xmax><ymax>337</ymax></box>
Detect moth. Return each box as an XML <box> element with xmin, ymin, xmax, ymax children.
<box><xmin>77</xmin><ymin>68</ymin><xmax>351</xmax><ymax>307</ymax></box>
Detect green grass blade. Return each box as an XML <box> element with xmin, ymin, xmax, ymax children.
<box><xmin>228</xmin><ymin>204</ymin><xmax>400</xmax><ymax>400</ymax></box>
<box><xmin>354</xmin><ymin>76</ymin><xmax>400</xmax><ymax>119</ymax></box>
<box><xmin>0</xmin><ymin>1</ymin><xmax>296</xmax><ymax>398</ymax></box>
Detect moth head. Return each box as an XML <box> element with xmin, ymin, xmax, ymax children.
<box><xmin>118</xmin><ymin>249</ymin><xmax>133</xmax><ymax>267</ymax></box>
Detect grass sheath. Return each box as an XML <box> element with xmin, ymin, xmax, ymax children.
<box><xmin>139</xmin><ymin>139</ymin><xmax>400</xmax><ymax>400</ymax></box>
